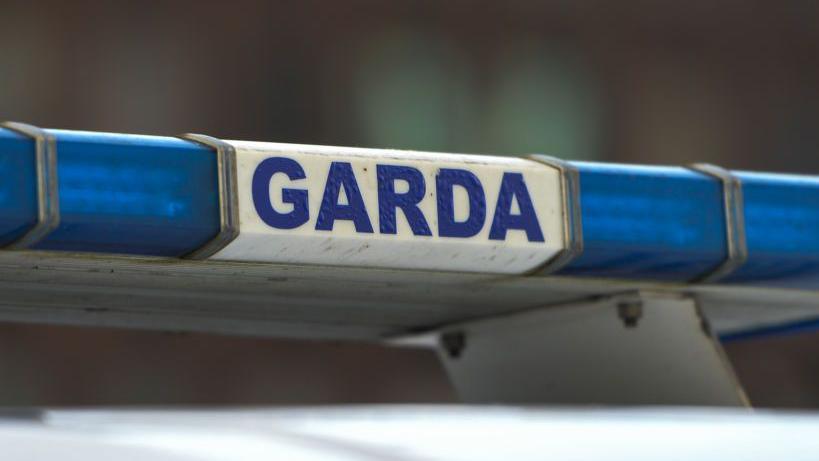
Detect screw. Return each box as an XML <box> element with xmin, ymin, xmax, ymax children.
<box><xmin>440</xmin><ymin>331</ymin><xmax>466</xmax><ymax>359</ymax></box>
<box><xmin>617</xmin><ymin>301</ymin><xmax>643</xmax><ymax>328</ymax></box>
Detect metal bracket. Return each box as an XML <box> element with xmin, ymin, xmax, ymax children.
<box><xmin>688</xmin><ymin>163</ymin><xmax>748</xmax><ymax>283</ymax></box>
<box><xmin>528</xmin><ymin>154</ymin><xmax>583</xmax><ymax>274</ymax></box>
<box><xmin>399</xmin><ymin>291</ymin><xmax>749</xmax><ymax>406</ymax></box>
<box><xmin>179</xmin><ymin>134</ymin><xmax>240</xmax><ymax>259</ymax></box>
<box><xmin>0</xmin><ymin>122</ymin><xmax>60</xmax><ymax>249</ymax></box>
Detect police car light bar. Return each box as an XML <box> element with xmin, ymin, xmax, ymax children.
<box><xmin>7</xmin><ymin>122</ymin><xmax>819</xmax><ymax>405</ymax></box>
<box><xmin>2</xmin><ymin>123</ymin><xmax>817</xmax><ymax>288</ymax></box>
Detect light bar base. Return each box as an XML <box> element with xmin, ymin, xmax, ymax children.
<box><xmin>430</xmin><ymin>292</ymin><xmax>749</xmax><ymax>405</ymax></box>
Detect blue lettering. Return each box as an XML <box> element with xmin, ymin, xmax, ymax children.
<box><xmin>254</xmin><ymin>158</ymin><xmax>546</xmax><ymax>242</ymax></box>
<box><xmin>377</xmin><ymin>165</ymin><xmax>432</xmax><ymax>236</ymax></box>
<box><xmin>252</xmin><ymin>157</ymin><xmax>309</xmax><ymax>229</ymax></box>
<box><xmin>488</xmin><ymin>172</ymin><xmax>544</xmax><ymax>242</ymax></box>
<box><xmin>436</xmin><ymin>169</ymin><xmax>486</xmax><ymax>238</ymax></box>
<box><xmin>315</xmin><ymin>162</ymin><xmax>373</xmax><ymax>233</ymax></box>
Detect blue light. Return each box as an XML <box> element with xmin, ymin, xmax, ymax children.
<box><xmin>0</xmin><ymin>128</ymin><xmax>38</xmax><ymax>246</ymax></box>
<box><xmin>31</xmin><ymin>130</ymin><xmax>220</xmax><ymax>257</ymax></box>
<box><xmin>558</xmin><ymin>162</ymin><xmax>728</xmax><ymax>281</ymax></box>
<box><xmin>722</xmin><ymin>172</ymin><xmax>819</xmax><ymax>288</ymax></box>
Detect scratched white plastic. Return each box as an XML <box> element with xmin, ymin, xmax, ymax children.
<box><xmin>211</xmin><ymin>141</ymin><xmax>564</xmax><ymax>274</ymax></box>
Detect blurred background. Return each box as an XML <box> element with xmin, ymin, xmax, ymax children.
<box><xmin>0</xmin><ymin>0</ymin><xmax>818</xmax><ymax>407</ymax></box>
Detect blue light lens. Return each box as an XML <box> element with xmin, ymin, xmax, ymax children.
<box><xmin>31</xmin><ymin>130</ymin><xmax>220</xmax><ymax>257</ymax></box>
<box><xmin>0</xmin><ymin>128</ymin><xmax>38</xmax><ymax>246</ymax></box>
<box><xmin>722</xmin><ymin>172</ymin><xmax>819</xmax><ymax>288</ymax></box>
<box><xmin>558</xmin><ymin>162</ymin><xmax>728</xmax><ymax>281</ymax></box>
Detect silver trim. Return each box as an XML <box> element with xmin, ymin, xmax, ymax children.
<box><xmin>0</xmin><ymin>121</ymin><xmax>60</xmax><ymax>248</ymax></box>
<box><xmin>179</xmin><ymin>133</ymin><xmax>240</xmax><ymax>259</ymax></box>
<box><xmin>528</xmin><ymin>154</ymin><xmax>583</xmax><ymax>274</ymax></box>
<box><xmin>688</xmin><ymin>163</ymin><xmax>748</xmax><ymax>283</ymax></box>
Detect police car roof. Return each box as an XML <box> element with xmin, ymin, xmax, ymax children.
<box><xmin>2</xmin><ymin>406</ymin><xmax>819</xmax><ymax>461</ymax></box>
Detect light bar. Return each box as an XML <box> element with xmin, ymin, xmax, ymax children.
<box><xmin>1</xmin><ymin>124</ymin><xmax>818</xmax><ymax>289</ymax></box>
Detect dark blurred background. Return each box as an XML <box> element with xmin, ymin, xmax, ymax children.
<box><xmin>0</xmin><ymin>0</ymin><xmax>818</xmax><ymax>407</ymax></box>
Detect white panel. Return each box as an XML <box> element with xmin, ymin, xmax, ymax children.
<box><xmin>211</xmin><ymin>142</ymin><xmax>564</xmax><ymax>274</ymax></box>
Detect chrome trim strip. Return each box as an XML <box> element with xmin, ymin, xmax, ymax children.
<box><xmin>688</xmin><ymin>163</ymin><xmax>748</xmax><ymax>283</ymax></box>
<box><xmin>179</xmin><ymin>133</ymin><xmax>240</xmax><ymax>259</ymax></box>
<box><xmin>0</xmin><ymin>122</ymin><xmax>60</xmax><ymax>248</ymax></box>
<box><xmin>528</xmin><ymin>154</ymin><xmax>583</xmax><ymax>275</ymax></box>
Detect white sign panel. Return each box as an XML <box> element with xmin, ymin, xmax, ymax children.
<box><xmin>211</xmin><ymin>142</ymin><xmax>565</xmax><ymax>274</ymax></box>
